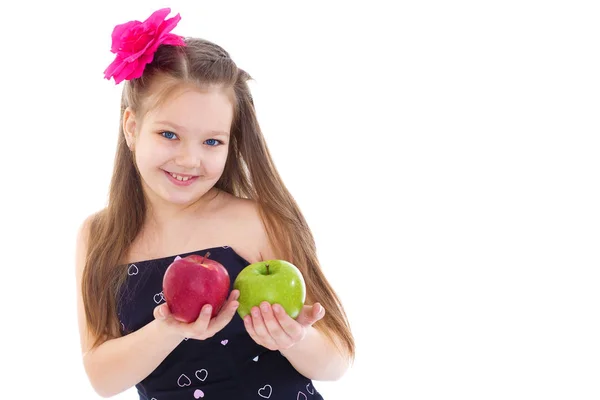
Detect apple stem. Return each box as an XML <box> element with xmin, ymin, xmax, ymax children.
<box><xmin>266</xmin><ymin>264</ymin><xmax>270</xmax><ymax>275</ymax></box>
<box><xmin>201</xmin><ymin>252</ymin><xmax>211</xmax><ymax>263</ymax></box>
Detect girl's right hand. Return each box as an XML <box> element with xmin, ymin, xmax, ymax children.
<box><xmin>153</xmin><ymin>290</ymin><xmax>240</xmax><ymax>340</ymax></box>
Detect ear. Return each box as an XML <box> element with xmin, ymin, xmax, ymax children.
<box><xmin>123</xmin><ymin>107</ymin><xmax>137</xmax><ymax>150</ymax></box>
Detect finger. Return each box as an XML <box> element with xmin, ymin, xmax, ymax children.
<box><xmin>294</xmin><ymin>304</ymin><xmax>315</xmax><ymax>326</ymax></box>
<box><xmin>153</xmin><ymin>303</ymin><xmax>186</xmax><ymax>334</ymax></box>
<box><xmin>295</xmin><ymin>303</ymin><xmax>326</xmax><ymax>327</ymax></box>
<box><xmin>213</xmin><ymin>290</ymin><xmax>239</xmax><ymax>315</ymax></box>
<box><xmin>272</xmin><ymin>304</ymin><xmax>305</xmax><ymax>342</ymax></box>
<box><xmin>153</xmin><ymin>303</ymin><xmax>172</xmax><ymax>320</ymax></box>
<box><xmin>229</xmin><ymin>289</ymin><xmax>240</xmax><ymax>301</ymax></box>
<box><xmin>243</xmin><ymin>315</ymin><xmax>261</xmax><ymax>345</ymax></box>
<box><xmin>313</xmin><ymin>303</ymin><xmax>326</xmax><ymax>320</ymax></box>
<box><xmin>207</xmin><ymin>299</ymin><xmax>239</xmax><ymax>334</ymax></box>
<box><xmin>250</xmin><ymin>306</ymin><xmax>277</xmax><ymax>350</ymax></box>
<box><xmin>190</xmin><ymin>304</ymin><xmax>213</xmax><ymax>336</ymax></box>
<box><xmin>260</xmin><ymin>302</ymin><xmax>293</xmax><ymax>348</ymax></box>
<box><xmin>222</xmin><ymin>290</ymin><xmax>240</xmax><ymax>311</ymax></box>
<box><xmin>153</xmin><ymin>304</ymin><xmax>165</xmax><ymax>320</ymax></box>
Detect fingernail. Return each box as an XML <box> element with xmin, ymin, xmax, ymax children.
<box><xmin>260</xmin><ymin>303</ymin><xmax>269</xmax><ymax>312</ymax></box>
<box><xmin>204</xmin><ymin>305</ymin><xmax>212</xmax><ymax>314</ymax></box>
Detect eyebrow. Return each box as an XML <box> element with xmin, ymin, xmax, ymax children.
<box><xmin>154</xmin><ymin>120</ymin><xmax>230</xmax><ymax>136</ymax></box>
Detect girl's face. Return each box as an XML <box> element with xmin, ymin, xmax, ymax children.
<box><xmin>124</xmin><ymin>84</ymin><xmax>233</xmax><ymax>208</ymax></box>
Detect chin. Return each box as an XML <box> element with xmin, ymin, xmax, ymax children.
<box><xmin>164</xmin><ymin>196</ymin><xmax>197</xmax><ymax>206</ymax></box>
<box><xmin>162</xmin><ymin>191</ymin><xmax>207</xmax><ymax>205</ymax></box>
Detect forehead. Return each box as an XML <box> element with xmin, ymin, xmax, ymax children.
<box><xmin>142</xmin><ymin>79</ymin><xmax>234</xmax><ymax>133</ymax></box>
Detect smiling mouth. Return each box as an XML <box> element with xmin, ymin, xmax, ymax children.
<box><xmin>164</xmin><ymin>170</ymin><xmax>198</xmax><ymax>182</ymax></box>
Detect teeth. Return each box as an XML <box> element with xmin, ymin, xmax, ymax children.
<box><xmin>170</xmin><ymin>172</ymin><xmax>191</xmax><ymax>182</ymax></box>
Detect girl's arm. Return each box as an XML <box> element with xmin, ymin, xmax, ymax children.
<box><xmin>75</xmin><ymin>217</ymin><xmax>239</xmax><ymax>397</ymax></box>
<box><xmin>244</xmin><ymin>301</ymin><xmax>351</xmax><ymax>381</ymax></box>
<box><xmin>75</xmin><ymin>218</ymin><xmax>181</xmax><ymax>397</ymax></box>
<box><xmin>240</xmin><ymin>202</ymin><xmax>353</xmax><ymax>381</ymax></box>
<box><xmin>279</xmin><ymin>322</ymin><xmax>351</xmax><ymax>381</ymax></box>
<box><xmin>80</xmin><ymin>319</ymin><xmax>183</xmax><ymax>397</ymax></box>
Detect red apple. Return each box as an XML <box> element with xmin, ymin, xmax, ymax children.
<box><xmin>162</xmin><ymin>252</ymin><xmax>230</xmax><ymax>323</ymax></box>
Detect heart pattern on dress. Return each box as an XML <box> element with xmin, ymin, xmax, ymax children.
<box><xmin>258</xmin><ymin>384</ymin><xmax>272</xmax><ymax>398</ymax></box>
<box><xmin>177</xmin><ymin>374</ymin><xmax>191</xmax><ymax>387</ymax></box>
<box><xmin>195</xmin><ymin>369</ymin><xmax>208</xmax><ymax>382</ymax></box>
<box><xmin>127</xmin><ymin>264</ymin><xmax>138</xmax><ymax>276</ymax></box>
<box><xmin>306</xmin><ymin>383</ymin><xmax>314</xmax><ymax>394</ymax></box>
<box><xmin>153</xmin><ymin>291</ymin><xmax>165</xmax><ymax>304</ymax></box>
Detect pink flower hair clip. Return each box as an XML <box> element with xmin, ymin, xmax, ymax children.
<box><xmin>104</xmin><ymin>8</ymin><xmax>186</xmax><ymax>84</ymax></box>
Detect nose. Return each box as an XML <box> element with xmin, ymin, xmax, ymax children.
<box><xmin>174</xmin><ymin>142</ymin><xmax>202</xmax><ymax>170</ymax></box>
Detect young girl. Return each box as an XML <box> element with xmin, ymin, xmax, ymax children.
<box><xmin>75</xmin><ymin>8</ymin><xmax>355</xmax><ymax>400</ymax></box>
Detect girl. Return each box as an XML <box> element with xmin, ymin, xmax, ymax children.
<box><xmin>75</xmin><ymin>8</ymin><xmax>355</xmax><ymax>400</ymax></box>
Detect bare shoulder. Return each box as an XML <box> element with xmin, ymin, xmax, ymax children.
<box><xmin>222</xmin><ymin>196</ymin><xmax>276</xmax><ymax>263</ymax></box>
<box><xmin>76</xmin><ymin>212</ymin><xmax>96</xmax><ymax>243</ymax></box>
<box><xmin>75</xmin><ymin>209</ymin><xmax>104</xmax><ymax>275</ymax></box>
<box><xmin>74</xmin><ymin>209</ymin><xmax>105</xmax><ymax>355</ymax></box>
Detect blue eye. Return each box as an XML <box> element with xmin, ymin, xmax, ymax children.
<box><xmin>161</xmin><ymin>131</ymin><xmax>178</xmax><ymax>140</ymax></box>
<box><xmin>205</xmin><ymin>139</ymin><xmax>222</xmax><ymax>146</ymax></box>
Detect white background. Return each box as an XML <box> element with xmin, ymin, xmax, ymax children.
<box><xmin>1</xmin><ymin>0</ymin><xmax>599</xmax><ymax>399</ymax></box>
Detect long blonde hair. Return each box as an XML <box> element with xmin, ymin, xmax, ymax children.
<box><xmin>82</xmin><ymin>38</ymin><xmax>355</xmax><ymax>361</ymax></box>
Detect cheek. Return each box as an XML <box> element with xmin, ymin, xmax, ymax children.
<box><xmin>204</xmin><ymin>149</ymin><xmax>229</xmax><ymax>175</ymax></box>
<box><xmin>133</xmin><ymin>151</ymin><xmax>151</xmax><ymax>172</ymax></box>
<box><xmin>136</xmin><ymin>143</ymin><xmax>170</xmax><ymax>169</ymax></box>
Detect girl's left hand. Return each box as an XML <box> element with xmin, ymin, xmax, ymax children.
<box><xmin>243</xmin><ymin>302</ymin><xmax>325</xmax><ymax>351</ymax></box>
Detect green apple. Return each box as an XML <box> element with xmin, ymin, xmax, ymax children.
<box><xmin>234</xmin><ymin>260</ymin><xmax>306</xmax><ymax>319</ymax></box>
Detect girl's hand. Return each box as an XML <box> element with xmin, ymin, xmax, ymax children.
<box><xmin>243</xmin><ymin>302</ymin><xmax>325</xmax><ymax>351</ymax></box>
<box><xmin>153</xmin><ymin>290</ymin><xmax>240</xmax><ymax>340</ymax></box>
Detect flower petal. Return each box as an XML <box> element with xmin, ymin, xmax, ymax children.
<box><xmin>156</xmin><ymin>13</ymin><xmax>182</xmax><ymax>38</ymax></box>
<box><xmin>143</xmin><ymin>8</ymin><xmax>172</xmax><ymax>30</ymax></box>
<box><xmin>104</xmin><ymin>55</ymin><xmax>126</xmax><ymax>80</ymax></box>
<box><xmin>123</xmin><ymin>37</ymin><xmax>155</xmax><ymax>63</ymax></box>
<box><xmin>160</xmin><ymin>33</ymin><xmax>186</xmax><ymax>47</ymax></box>
<box><xmin>113</xmin><ymin>59</ymin><xmax>143</xmax><ymax>83</ymax></box>
<box><xmin>110</xmin><ymin>20</ymin><xmax>141</xmax><ymax>53</ymax></box>
<box><xmin>103</xmin><ymin>7</ymin><xmax>185</xmax><ymax>84</ymax></box>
